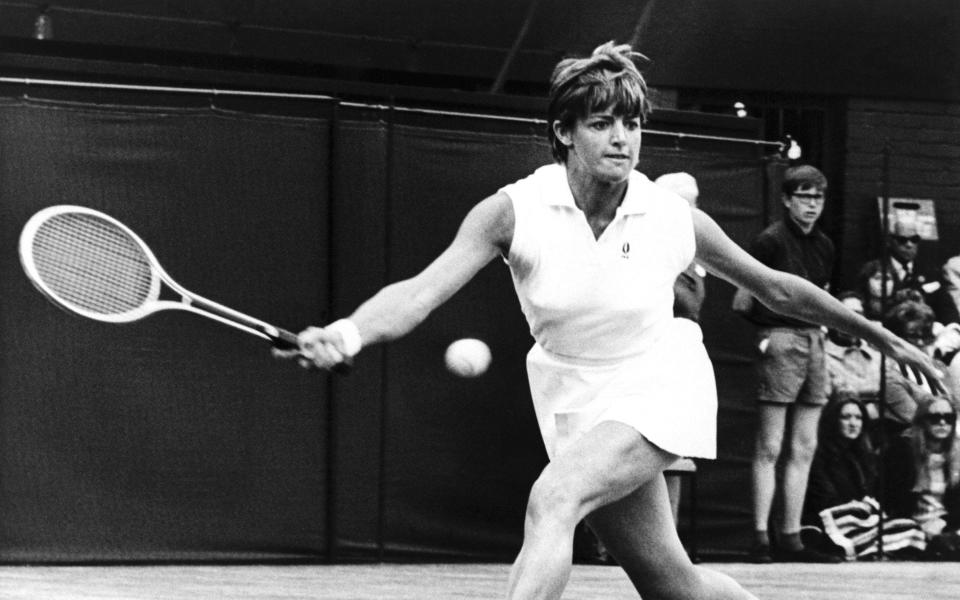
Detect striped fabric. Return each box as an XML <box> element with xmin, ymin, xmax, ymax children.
<box><xmin>814</xmin><ymin>497</ymin><xmax>927</xmax><ymax>560</ymax></box>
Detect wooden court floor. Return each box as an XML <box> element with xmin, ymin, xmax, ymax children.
<box><xmin>1</xmin><ymin>561</ymin><xmax>958</xmax><ymax>599</ymax></box>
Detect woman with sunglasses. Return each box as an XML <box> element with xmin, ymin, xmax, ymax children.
<box><xmin>884</xmin><ymin>394</ymin><xmax>960</xmax><ymax>558</ymax></box>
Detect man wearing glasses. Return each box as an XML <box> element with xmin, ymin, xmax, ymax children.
<box><xmin>734</xmin><ymin>165</ymin><xmax>840</xmax><ymax>563</ymax></box>
<box><xmin>885</xmin><ymin>220</ymin><xmax>938</xmax><ymax>299</ymax></box>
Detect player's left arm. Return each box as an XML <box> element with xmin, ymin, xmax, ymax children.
<box><xmin>691</xmin><ymin>208</ymin><xmax>944</xmax><ymax>390</ymax></box>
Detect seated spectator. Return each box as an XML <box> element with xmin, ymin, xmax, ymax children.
<box><xmin>854</xmin><ymin>259</ymin><xmax>894</xmax><ymax>322</ymax></box>
<box><xmin>656</xmin><ymin>172</ymin><xmax>706</xmax><ymax>526</ymax></box>
<box><xmin>929</xmin><ymin>256</ymin><xmax>960</xmax><ymax>326</ymax></box>
<box><xmin>852</xmin><ymin>262</ymin><xmax>931</xmax><ymax>323</ymax></box>
<box><xmin>804</xmin><ymin>395</ymin><xmax>878</xmax><ymax>521</ymax></box>
<box><xmin>801</xmin><ymin>394</ymin><xmax>926</xmax><ymax>560</ymax></box>
<box><xmin>932</xmin><ymin>322</ymin><xmax>960</xmax><ymax>398</ymax></box>
<box><xmin>882</xmin><ymin>220</ymin><xmax>939</xmax><ymax>299</ymax></box>
<box><xmin>890</xmin><ymin>287</ymin><xmax>927</xmax><ymax>308</ymax></box>
<box><xmin>884</xmin><ymin>394</ymin><xmax>960</xmax><ymax>559</ymax></box>
<box><xmin>656</xmin><ymin>172</ymin><xmax>706</xmax><ymax>323</ymax></box>
<box><xmin>879</xmin><ymin>299</ymin><xmax>949</xmax><ymax>442</ymax></box>
<box><xmin>825</xmin><ymin>292</ymin><xmax>882</xmax><ymax>411</ymax></box>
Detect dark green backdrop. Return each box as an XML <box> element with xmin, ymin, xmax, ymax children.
<box><xmin>0</xmin><ymin>89</ymin><xmax>775</xmax><ymax>562</ymax></box>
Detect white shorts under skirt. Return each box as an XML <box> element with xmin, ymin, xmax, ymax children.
<box><xmin>526</xmin><ymin>318</ymin><xmax>717</xmax><ymax>461</ymax></box>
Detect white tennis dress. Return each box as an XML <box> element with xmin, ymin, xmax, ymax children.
<box><xmin>500</xmin><ymin>164</ymin><xmax>717</xmax><ymax>460</ymax></box>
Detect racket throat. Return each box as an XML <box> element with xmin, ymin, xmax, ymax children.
<box><xmin>177</xmin><ymin>291</ymin><xmax>281</xmax><ymax>341</ymax></box>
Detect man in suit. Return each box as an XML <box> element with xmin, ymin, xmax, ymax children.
<box><xmin>884</xmin><ymin>220</ymin><xmax>939</xmax><ymax>298</ymax></box>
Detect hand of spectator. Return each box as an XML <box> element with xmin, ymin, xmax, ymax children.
<box><xmin>934</xmin><ymin>323</ymin><xmax>960</xmax><ymax>358</ymax></box>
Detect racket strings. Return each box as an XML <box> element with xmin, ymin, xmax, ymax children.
<box><xmin>31</xmin><ymin>213</ymin><xmax>155</xmax><ymax>316</ymax></box>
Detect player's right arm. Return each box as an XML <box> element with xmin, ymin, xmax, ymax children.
<box><xmin>282</xmin><ymin>192</ymin><xmax>515</xmax><ymax>370</ymax></box>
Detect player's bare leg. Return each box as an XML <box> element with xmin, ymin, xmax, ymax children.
<box><xmin>587</xmin><ymin>474</ymin><xmax>758</xmax><ymax>600</ymax></box>
<box><xmin>505</xmin><ymin>421</ymin><xmax>674</xmax><ymax>600</ymax></box>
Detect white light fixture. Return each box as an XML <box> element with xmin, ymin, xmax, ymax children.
<box><xmin>784</xmin><ymin>135</ymin><xmax>802</xmax><ymax>160</ymax></box>
<box><xmin>34</xmin><ymin>5</ymin><xmax>53</xmax><ymax>40</ymax></box>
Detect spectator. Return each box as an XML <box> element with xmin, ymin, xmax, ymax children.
<box><xmin>655</xmin><ymin>171</ymin><xmax>705</xmax><ymax>525</ymax></box>
<box><xmin>824</xmin><ymin>292</ymin><xmax>882</xmax><ymax>411</ymax></box>
<box><xmin>804</xmin><ymin>395</ymin><xmax>879</xmax><ymax>522</ymax></box>
<box><xmin>882</xmin><ymin>220</ymin><xmax>939</xmax><ymax>299</ymax></box>
<box><xmin>879</xmin><ymin>300</ymin><xmax>951</xmax><ymax>443</ymax></box>
<box><xmin>932</xmin><ymin>322</ymin><xmax>960</xmax><ymax>398</ymax></box>
<box><xmin>799</xmin><ymin>394</ymin><xmax>925</xmax><ymax>560</ymax></box>
<box><xmin>929</xmin><ymin>256</ymin><xmax>960</xmax><ymax>326</ymax></box>
<box><xmin>853</xmin><ymin>259</ymin><xmax>894</xmax><ymax>322</ymax></box>
<box><xmin>884</xmin><ymin>394</ymin><xmax>960</xmax><ymax>559</ymax></box>
<box><xmin>735</xmin><ymin>164</ymin><xmax>840</xmax><ymax>563</ymax></box>
<box><xmin>656</xmin><ymin>172</ymin><xmax>706</xmax><ymax>323</ymax></box>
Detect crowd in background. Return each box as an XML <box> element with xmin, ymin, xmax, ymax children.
<box><xmin>659</xmin><ymin>167</ymin><xmax>960</xmax><ymax>563</ymax></box>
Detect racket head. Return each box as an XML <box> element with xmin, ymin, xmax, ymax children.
<box><xmin>19</xmin><ymin>205</ymin><xmax>163</xmax><ymax>323</ymax></box>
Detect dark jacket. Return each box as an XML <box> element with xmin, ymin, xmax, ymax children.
<box><xmin>803</xmin><ymin>441</ymin><xmax>878</xmax><ymax>524</ymax></box>
<box><xmin>744</xmin><ymin>218</ymin><xmax>834</xmax><ymax>328</ymax></box>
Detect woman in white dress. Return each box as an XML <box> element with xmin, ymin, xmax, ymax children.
<box><xmin>276</xmin><ymin>42</ymin><xmax>942</xmax><ymax>600</ymax></box>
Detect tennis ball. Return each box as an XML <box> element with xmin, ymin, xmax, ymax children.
<box><xmin>444</xmin><ymin>338</ymin><xmax>492</xmax><ymax>378</ymax></box>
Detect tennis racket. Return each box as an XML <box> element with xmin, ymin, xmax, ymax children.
<box><xmin>19</xmin><ymin>204</ymin><xmax>304</xmax><ymax>352</ymax></box>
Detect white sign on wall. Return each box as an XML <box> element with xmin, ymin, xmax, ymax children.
<box><xmin>877</xmin><ymin>197</ymin><xmax>938</xmax><ymax>240</ymax></box>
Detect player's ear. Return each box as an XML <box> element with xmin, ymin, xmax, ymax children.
<box><xmin>552</xmin><ymin>120</ymin><xmax>573</xmax><ymax>148</ymax></box>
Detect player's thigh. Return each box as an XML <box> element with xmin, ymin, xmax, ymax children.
<box><xmin>586</xmin><ymin>475</ymin><xmax>700</xmax><ymax>598</ymax></box>
<box><xmin>536</xmin><ymin>420</ymin><xmax>675</xmax><ymax>518</ymax></box>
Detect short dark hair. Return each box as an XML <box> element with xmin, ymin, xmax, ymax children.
<box><xmin>782</xmin><ymin>164</ymin><xmax>828</xmax><ymax>195</ymax></box>
<box><xmin>883</xmin><ymin>299</ymin><xmax>935</xmax><ymax>340</ymax></box>
<box><xmin>546</xmin><ymin>41</ymin><xmax>652</xmax><ymax>163</ymax></box>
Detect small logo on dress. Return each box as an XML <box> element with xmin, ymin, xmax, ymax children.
<box><xmin>621</xmin><ymin>242</ymin><xmax>631</xmax><ymax>258</ymax></box>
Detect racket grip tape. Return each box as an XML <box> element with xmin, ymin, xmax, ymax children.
<box><xmin>273</xmin><ymin>328</ymin><xmax>301</xmax><ymax>351</ymax></box>
<box><xmin>273</xmin><ymin>327</ymin><xmax>352</xmax><ymax>374</ymax></box>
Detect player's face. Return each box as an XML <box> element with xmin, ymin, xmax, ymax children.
<box><xmin>838</xmin><ymin>402</ymin><xmax>863</xmax><ymax>440</ymax></box>
<box><xmin>558</xmin><ymin>110</ymin><xmax>642</xmax><ymax>183</ymax></box>
<box><xmin>783</xmin><ymin>184</ymin><xmax>825</xmax><ymax>230</ymax></box>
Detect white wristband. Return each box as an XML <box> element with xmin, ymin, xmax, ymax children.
<box><xmin>327</xmin><ymin>319</ymin><xmax>362</xmax><ymax>357</ymax></box>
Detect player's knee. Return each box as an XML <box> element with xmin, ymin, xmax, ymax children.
<box><xmin>525</xmin><ymin>473</ymin><xmax>582</xmax><ymax>530</ymax></box>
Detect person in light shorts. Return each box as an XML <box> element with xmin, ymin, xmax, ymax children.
<box><xmin>756</xmin><ymin>327</ymin><xmax>829</xmax><ymax>407</ymax></box>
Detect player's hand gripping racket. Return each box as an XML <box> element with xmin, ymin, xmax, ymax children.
<box><xmin>19</xmin><ymin>204</ymin><xmax>350</xmax><ymax>371</ymax></box>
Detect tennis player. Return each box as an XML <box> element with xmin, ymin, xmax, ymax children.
<box><xmin>276</xmin><ymin>42</ymin><xmax>942</xmax><ymax>599</ymax></box>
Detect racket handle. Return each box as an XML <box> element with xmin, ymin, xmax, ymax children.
<box><xmin>273</xmin><ymin>328</ymin><xmax>302</xmax><ymax>351</ymax></box>
<box><xmin>273</xmin><ymin>327</ymin><xmax>352</xmax><ymax>374</ymax></box>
